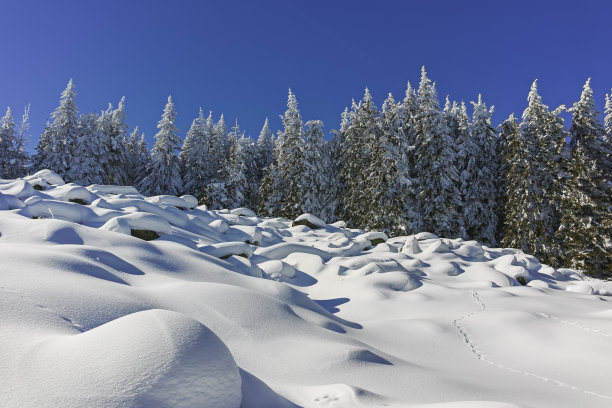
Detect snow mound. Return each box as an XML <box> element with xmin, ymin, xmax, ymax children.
<box><xmin>6</xmin><ymin>309</ymin><xmax>241</xmax><ymax>408</ymax></box>
<box><xmin>293</xmin><ymin>213</ymin><xmax>326</xmax><ymax>228</ymax></box>
<box><xmin>23</xmin><ymin>169</ymin><xmax>66</xmax><ymax>187</ymax></box>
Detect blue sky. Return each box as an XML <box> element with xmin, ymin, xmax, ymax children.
<box><xmin>1</xmin><ymin>0</ymin><xmax>611</xmax><ymax>150</ymax></box>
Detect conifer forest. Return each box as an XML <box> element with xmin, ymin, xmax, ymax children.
<box><xmin>1</xmin><ymin>67</ymin><xmax>610</xmax><ymax>278</ymax></box>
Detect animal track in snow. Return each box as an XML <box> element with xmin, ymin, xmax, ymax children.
<box><xmin>453</xmin><ymin>290</ymin><xmax>612</xmax><ymax>400</ymax></box>
<box><xmin>535</xmin><ymin>312</ymin><xmax>611</xmax><ymax>338</ymax></box>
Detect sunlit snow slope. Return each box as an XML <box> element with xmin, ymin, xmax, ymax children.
<box><xmin>1</xmin><ymin>170</ymin><xmax>611</xmax><ymax>408</ymax></box>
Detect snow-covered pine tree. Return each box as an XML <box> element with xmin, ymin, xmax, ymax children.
<box><xmin>463</xmin><ymin>95</ymin><xmax>499</xmax><ymax>244</ymax></box>
<box><xmin>209</xmin><ymin>114</ymin><xmax>228</xmax><ymax>182</ymax></box>
<box><xmin>0</xmin><ymin>107</ymin><xmax>17</xmax><ymax>178</ymax></box>
<box><xmin>180</xmin><ymin>108</ymin><xmax>211</xmax><ymax>197</ymax></box>
<box><xmin>256</xmin><ymin>118</ymin><xmax>274</xmax><ymax>184</ymax></box>
<box><xmin>320</xmin><ymin>134</ymin><xmax>340</xmax><ymax>223</ymax></box>
<box><xmin>338</xmin><ymin>90</ymin><xmax>378</xmax><ymax>229</ymax></box>
<box><xmin>266</xmin><ymin>89</ymin><xmax>304</xmax><ymax>219</ymax></box>
<box><xmin>125</xmin><ymin>127</ymin><xmax>140</xmax><ymax>186</ymax></box>
<box><xmin>605</xmin><ymin>91</ymin><xmax>612</xmax><ymax>142</ymax></box>
<box><xmin>34</xmin><ymin>79</ymin><xmax>79</xmax><ymax>179</ymax></box>
<box><xmin>501</xmin><ymin>113</ymin><xmax>534</xmax><ymax>253</ymax></box>
<box><xmin>11</xmin><ymin>105</ymin><xmax>31</xmax><ymax>178</ymax></box>
<box><xmin>223</xmin><ymin>120</ymin><xmax>247</xmax><ymax>208</ymax></box>
<box><xmin>531</xmin><ymin>80</ymin><xmax>566</xmax><ymax>265</ymax></box>
<box><xmin>328</xmin><ymin>107</ymin><xmax>350</xmax><ymax>221</ymax></box>
<box><xmin>103</xmin><ymin>97</ymin><xmax>129</xmax><ymax>185</ymax></box>
<box><xmin>240</xmin><ymin>135</ymin><xmax>260</xmax><ymax>209</ymax></box>
<box><xmin>495</xmin><ymin>114</ymin><xmax>517</xmax><ymax>242</ymax></box>
<box><xmin>204</xmin><ymin>120</ymin><xmax>247</xmax><ymax>209</ymax></box>
<box><xmin>33</xmin><ymin>121</ymin><xmax>52</xmax><ymax>172</ymax></box>
<box><xmin>512</xmin><ymin>80</ymin><xmax>566</xmax><ymax>265</ymax></box>
<box><xmin>603</xmin><ymin>91</ymin><xmax>612</xmax><ymax>174</ymax></box>
<box><xmin>301</xmin><ymin>120</ymin><xmax>328</xmax><ymax>218</ymax></box>
<box><xmin>557</xmin><ymin>79</ymin><xmax>611</xmax><ymax>278</ymax></box>
<box><xmin>377</xmin><ymin>93</ymin><xmax>420</xmax><ymax>234</ymax></box>
<box><xmin>414</xmin><ymin>66</ymin><xmax>463</xmax><ymax>238</ymax></box>
<box><xmin>125</xmin><ymin>127</ymin><xmax>149</xmax><ymax>187</ymax></box>
<box><xmin>257</xmin><ymin>161</ymin><xmax>279</xmax><ymax>216</ymax></box>
<box><xmin>139</xmin><ymin>96</ymin><xmax>183</xmax><ymax>196</ymax></box>
<box><xmin>67</xmin><ymin>112</ymin><xmax>108</xmax><ymax>185</ymax></box>
<box><xmin>448</xmin><ymin>101</ymin><xmax>471</xmax><ymax>236</ymax></box>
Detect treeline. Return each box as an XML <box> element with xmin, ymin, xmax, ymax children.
<box><xmin>0</xmin><ymin>68</ymin><xmax>610</xmax><ymax>278</ymax></box>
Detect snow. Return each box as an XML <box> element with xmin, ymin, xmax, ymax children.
<box><xmin>1</xmin><ymin>170</ymin><xmax>611</xmax><ymax>408</ymax></box>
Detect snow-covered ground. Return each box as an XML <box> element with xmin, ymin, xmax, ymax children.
<box><xmin>1</xmin><ymin>170</ymin><xmax>611</xmax><ymax>408</ymax></box>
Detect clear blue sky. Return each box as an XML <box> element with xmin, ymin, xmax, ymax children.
<box><xmin>1</xmin><ymin>0</ymin><xmax>611</xmax><ymax>151</ymax></box>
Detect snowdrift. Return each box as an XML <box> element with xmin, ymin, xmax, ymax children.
<box><xmin>1</xmin><ymin>170</ymin><xmax>611</xmax><ymax>408</ymax></box>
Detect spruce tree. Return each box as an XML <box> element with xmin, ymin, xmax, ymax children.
<box><xmin>204</xmin><ymin>120</ymin><xmax>247</xmax><ymax>209</ymax></box>
<box><xmin>68</xmin><ymin>112</ymin><xmax>108</xmax><ymax>185</ymax></box>
<box><xmin>240</xmin><ymin>134</ymin><xmax>260</xmax><ymax>209</ymax></box>
<box><xmin>605</xmin><ymin>91</ymin><xmax>612</xmax><ymax>142</ymax></box>
<box><xmin>496</xmin><ymin>114</ymin><xmax>517</xmax><ymax>242</ymax></box>
<box><xmin>34</xmin><ymin>79</ymin><xmax>79</xmax><ymax>179</ymax></box>
<box><xmin>301</xmin><ymin>120</ymin><xmax>328</xmax><ymax>218</ymax></box>
<box><xmin>378</xmin><ymin>93</ymin><xmax>420</xmax><ymax>234</ymax></box>
<box><xmin>265</xmin><ymin>89</ymin><xmax>304</xmax><ymax>219</ymax></box>
<box><xmin>339</xmin><ymin>90</ymin><xmax>377</xmax><ymax>229</ymax></box>
<box><xmin>0</xmin><ymin>107</ymin><xmax>17</xmax><ymax>178</ymax></box>
<box><xmin>329</xmin><ymin>107</ymin><xmax>350</xmax><ymax>221</ymax></box>
<box><xmin>501</xmin><ymin>113</ymin><xmax>533</xmax><ymax>253</ymax></box>
<box><xmin>414</xmin><ymin>66</ymin><xmax>462</xmax><ymax>237</ymax></box>
<box><xmin>125</xmin><ymin>127</ymin><xmax>149</xmax><ymax>187</ymax></box>
<box><xmin>209</xmin><ymin>114</ymin><xmax>228</xmax><ymax>182</ymax></box>
<box><xmin>139</xmin><ymin>96</ymin><xmax>183</xmax><ymax>196</ymax></box>
<box><xmin>528</xmin><ymin>80</ymin><xmax>566</xmax><ymax>265</ymax></box>
<box><xmin>256</xmin><ymin>118</ymin><xmax>274</xmax><ymax>183</ymax></box>
<box><xmin>104</xmin><ymin>97</ymin><xmax>129</xmax><ymax>185</ymax></box>
<box><xmin>509</xmin><ymin>80</ymin><xmax>566</xmax><ymax>265</ymax></box>
<box><xmin>557</xmin><ymin>79</ymin><xmax>611</xmax><ymax>277</ymax></box>
<box><xmin>12</xmin><ymin>105</ymin><xmax>31</xmax><ymax>178</ymax></box>
<box><xmin>180</xmin><ymin>108</ymin><xmax>211</xmax><ymax>196</ymax></box>
<box><xmin>463</xmin><ymin>95</ymin><xmax>498</xmax><ymax>244</ymax></box>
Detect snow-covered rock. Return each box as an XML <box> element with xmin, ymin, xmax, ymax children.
<box><xmin>292</xmin><ymin>213</ymin><xmax>326</xmax><ymax>229</ymax></box>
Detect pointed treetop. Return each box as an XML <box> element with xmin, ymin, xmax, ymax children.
<box><xmin>421</xmin><ymin>65</ymin><xmax>428</xmax><ymax>80</ymax></box>
<box><xmin>444</xmin><ymin>95</ymin><xmax>452</xmax><ymax>112</ymax></box>
<box><xmin>3</xmin><ymin>106</ymin><xmax>12</xmax><ymax>120</ymax></box>
<box><xmin>579</xmin><ymin>77</ymin><xmax>594</xmax><ymax>103</ymax></box>
<box><xmin>259</xmin><ymin>117</ymin><xmax>271</xmax><ymax>137</ymax></box>
<box><xmin>60</xmin><ymin>78</ymin><xmax>77</xmax><ymax>101</ymax></box>
<box><xmin>383</xmin><ymin>93</ymin><xmax>396</xmax><ymax>112</ymax></box>
<box><xmin>527</xmin><ymin>79</ymin><xmax>541</xmax><ymax>105</ymax></box>
<box><xmin>287</xmin><ymin>88</ymin><xmax>298</xmax><ymax>110</ymax></box>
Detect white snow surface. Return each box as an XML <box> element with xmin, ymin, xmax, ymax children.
<box><xmin>1</xmin><ymin>171</ymin><xmax>611</xmax><ymax>408</ymax></box>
